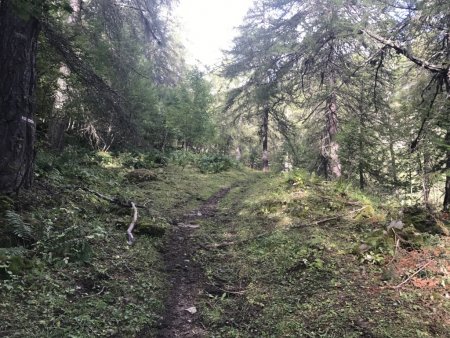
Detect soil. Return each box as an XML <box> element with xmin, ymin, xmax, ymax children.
<box><xmin>157</xmin><ymin>187</ymin><xmax>231</xmax><ymax>337</ymax></box>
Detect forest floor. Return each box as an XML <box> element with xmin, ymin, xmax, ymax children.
<box><xmin>157</xmin><ymin>170</ymin><xmax>450</xmax><ymax>338</ymax></box>
<box><xmin>1</xmin><ymin>149</ymin><xmax>450</xmax><ymax>337</ymax></box>
<box><xmin>157</xmin><ymin>187</ymin><xmax>232</xmax><ymax>337</ymax></box>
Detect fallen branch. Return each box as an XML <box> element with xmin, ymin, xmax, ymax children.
<box><xmin>387</xmin><ymin>228</ymin><xmax>401</xmax><ymax>266</ymax></box>
<box><xmin>127</xmin><ymin>202</ymin><xmax>138</xmax><ymax>245</ymax></box>
<box><xmin>289</xmin><ymin>215</ymin><xmax>342</xmax><ymax>229</ymax></box>
<box><xmin>205</xmin><ymin>215</ymin><xmax>342</xmax><ymax>249</ymax></box>
<box><xmin>80</xmin><ymin>187</ymin><xmax>145</xmax><ymax>208</ymax></box>
<box><xmin>64</xmin><ymin>185</ymin><xmax>142</xmax><ymax>244</ymax></box>
<box><xmin>394</xmin><ymin>261</ymin><xmax>433</xmax><ymax>289</ymax></box>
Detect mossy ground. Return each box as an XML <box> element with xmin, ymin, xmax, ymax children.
<box><xmin>1</xmin><ymin>151</ymin><xmax>449</xmax><ymax>337</ymax></box>
<box><xmin>193</xmin><ymin>171</ymin><xmax>450</xmax><ymax>337</ymax></box>
<box><xmin>0</xmin><ymin>148</ymin><xmax>248</xmax><ymax>337</ymax></box>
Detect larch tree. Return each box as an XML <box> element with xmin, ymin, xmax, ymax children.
<box><xmin>0</xmin><ymin>0</ymin><xmax>177</xmax><ymax>193</ymax></box>
<box><xmin>359</xmin><ymin>0</ymin><xmax>450</xmax><ymax>209</ymax></box>
<box><xmin>0</xmin><ymin>0</ymin><xmax>42</xmax><ymax>192</ymax></box>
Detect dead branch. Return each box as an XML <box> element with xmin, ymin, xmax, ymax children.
<box><xmin>127</xmin><ymin>202</ymin><xmax>138</xmax><ymax>245</ymax></box>
<box><xmin>387</xmin><ymin>228</ymin><xmax>401</xmax><ymax>266</ymax></box>
<box><xmin>69</xmin><ymin>186</ymin><xmax>145</xmax><ymax>208</ymax></box>
<box><xmin>394</xmin><ymin>261</ymin><xmax>433</xmax><ymax>289</ymax></box>
<box><xmin>289</xmin><ymin>215</ymin><xmax>342</xmax><ymax>229</ymax></box>
<box><xmin>361</xmin><ymin>29</ymin><xmax>446</xmax><ymax>74</ymax></box>
<box><xmin>205</xmin><ymin>215</ymin><xmax>342</xmax><ymax>249</ymax></box>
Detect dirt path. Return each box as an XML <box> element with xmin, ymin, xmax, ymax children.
<box><xmin>157</xmin><ymin>187</ymin><xmax>231</xmax><ymax>337</ymax></box>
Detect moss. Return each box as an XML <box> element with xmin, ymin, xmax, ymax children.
<box><xmin>353</xmin><ymin>204</ymin><xmax>376</xmax><ymax>221</ymax></box>
<box><xmin>126</xmin><ymin>169</ymin><xmax>158</xmax><ymax>182</ymax></box>
<box><xmin>0</xmin><ymin>255</ymin><xmax>34</xmax><ymax>279</ymax></box>
<box><xmin>136</xmin><ymin>218</ymin><xmax>168</xmax><ymax>237</ymax></box>
<box><xmin>403</xmin><ymin>205</ymin><xmax>449</xmax><ymax>236</ymax></box>
<box><xmin>0</xmin><ymin>195</ymin><xmax>14</xmax><ymax>215</ymax></box>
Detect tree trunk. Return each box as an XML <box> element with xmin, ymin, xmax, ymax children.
<box><xmin>422</xmin><ymin>150</ymin><xmax>431</xmax><ymax>206</ymax></box>
<box><xmin>443</xmin><ymin>129</ymin><xmax>450</xmax><ymax>211</ymax></box>
<box><xmin>235</xmin><ymin>145</ymin><xmax>242</xmax><ymax>162</ymax></box>
<box><xmin>262</xmin><ymin>107</ymin><xmax>269</xmax><ymax>172</ymax></box>
<box><xmin>358</xmin><ymin>113</ymin><xmax>365</xmax><ymax>190</ymax></box>
<box><xmin>0</xmin><ymin>1</ymin><xmax>40</xmax><ymax>193</ymax></box>
<box><xmin>322</xmin><ymin>91</ymin><xmax>341</xmax><ymax>179</ymax></box>
<box><xmin>386</xmin><ymin>114</ymin><xmax>399</xmax><ymax>186</ymax></box>
<box><xmin>48</xmin><ymin>1</ymin><xmax>82</xmax><ymax>152</ymax></box>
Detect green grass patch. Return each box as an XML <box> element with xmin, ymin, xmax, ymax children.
<box><xmin>0</xmin><ymin>147</ymin><xmax>250</xmax><ymax>337</ymax></box>
<box><xmin>193</xmin><ymin>171</ymin><xmax>450</xmax><ymax>337</ymax></box>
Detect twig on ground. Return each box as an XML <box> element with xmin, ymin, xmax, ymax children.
<box><xmin>67</xmin><ymin>185</ymin><xmax>145</xmax><ymax>208</ymax></box>
<box><xmin>127</xmin><ymin>202</ymin><xmax>138</xmax><ymax>245</ymax></box>
<box><xmin>289</xmin><ymin>215</ymin><xmax>342</xmax><ymax>229</ymax></box>
<box><xmin>387</xmin><ymin>229</ymin><xmax>401</xmax><ymax>266</ymax></box>
<box><xmin>394</xmin><ymin>261</ymin><xmax>433</xmax><ymax>289</ymax></box>
<box><xmin>82</xmin><ymin>286</ymin><xmax>106</xmax><ymax>298</ymax></box>
<box><xmin>205</xmin><ymin>215</ymin><xmax>342</xmax><ymax>249</ymax></box>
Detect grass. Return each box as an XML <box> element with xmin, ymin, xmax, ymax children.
<box><xmin>193</xmin><ymin>170</ymin><xmax>450</xmax><ymax>337</ymax></box>
<box><xmin>0</xmin><ymin>147</ymin><xmax>249</xmax><ymax>337</ymax></box>
<box><xmin>1</xmin><ymin>152</ymin><xmax>449</xmax><ymax>337</ymax></box>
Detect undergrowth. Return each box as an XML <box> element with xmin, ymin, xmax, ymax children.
<box><xmin>194</xmin><ymin>169</ymin><xmax>450</xmax><ymax>337</ymax></box>
<box><xmin>0</xmin><ymin>147</ymin><xmax>248</xmax><ymax>337</ymax></box>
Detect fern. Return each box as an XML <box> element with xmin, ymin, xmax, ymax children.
<box><xmin>0</xmin><ymin>246</ymin><xmax>28</xmax><ymax>257</ymax></box>
<box><xmin>5</xmin><ymin>211</ymin><xmax>33</xmax><ymax>241</ymax></box>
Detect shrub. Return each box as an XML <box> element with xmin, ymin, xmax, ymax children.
<box><xmin>196</xmin><ymin>154</ymin><xmax>235</xmax><ymax>174</ymax></box>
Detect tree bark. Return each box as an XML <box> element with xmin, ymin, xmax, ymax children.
<box><xmin>48</xmin><ymin>1</ymin><xmax>82</xmax><ymax>153</ymax></box>
<box><xmin>0</xmin><ymin>1</ymin><xmax>40</xmax><ymax>193</ymax></box>
<box><xmin>262</xmin><ymin>106</ymin><xmax>269</xmax><ymax>172</ymax></box>
<box><xmin>322</xmin><ymin>91</ymin><xmax>341</xmax><ymax>179</ymax></box>
<box><xmin>422</xmin><ymin>150</ymin><xmax>431</xmax><ymax>206</ymax></box>
<box><xmin>235</xmin><ymin>145</ymin><xmax>242</xmax><ymax>162</ymax></box>
<box><xmin>358</xmin><ymin>111</ymin><xmax>365</xmax><ymax>190</ymax></box>
<box><xmin>443</xmin><ymin>129</ymin><xmax>450</xmax><ymax>211</ymax></box>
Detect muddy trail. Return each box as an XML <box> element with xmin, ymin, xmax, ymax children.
<box><xmin>157</xmin><ymin>187</ymin><xmax>231</xmax><ymax>337</ymax></box>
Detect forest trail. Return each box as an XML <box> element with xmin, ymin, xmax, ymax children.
<box><xmin>157</xmin><ymin>187</ymin><xmax>232</xmax><ymax>337</ymax></box>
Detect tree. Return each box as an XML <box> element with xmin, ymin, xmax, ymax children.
<box><xmin>165</xmin><ymin>69</ymin><xmax>214</xmax><ymax>150</ymax></box>
<box><xmin>223</xmin><ymin>0</ymin><xmax>382</xmax><ymax>177</ymax></box>
<box><xmin>0</xmin><ymin>0</ymin><xmax>178</xmax><ymax>192</ymax></box>
<box><xmin>0</xmin><ymin>0</ymin><xmax>41</xmax><ymax>192</ymax></box>
<box><xmin>359</xmin><ymin>0</ymin><xmax>450</xmax><ymax>209</ymax></box>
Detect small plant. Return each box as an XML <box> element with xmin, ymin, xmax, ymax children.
<box><xmin>170</xmin><ymin>150</ymin><xmax>198</xmax><ymax>168</ymax></box>
<box><xmin>196</xmin><ymin>154</ymin><xmax>235</xmax><ymax>173</ymax></box>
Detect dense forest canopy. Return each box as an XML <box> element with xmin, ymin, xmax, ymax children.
<box><xmin>0</xmin><ymin>0</ymin><xmax>449</xmax><ymax>208</ymax></box>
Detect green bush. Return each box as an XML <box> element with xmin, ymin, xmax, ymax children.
<box><xmin>196</xmin><ymin>154</ymin><xmax>235</xmax><ymax>174</ymax></box>
<box><xmin>170</xmin><ymin>150</ymin><xmax>198</xmax><ymax>168</ymax></box>
<box><xmin>121</xmin><ymin>150</ymin><xmax>168</xmax><ymax>169</ymax></box>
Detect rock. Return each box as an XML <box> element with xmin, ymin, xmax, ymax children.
<box><xmin>185</xmin><ymin>306</ymin><xmax>197</xmax><ymax>314</ymax></box>
<box><xmin>387</xmin><ymin>220</ymin><xmax>404</xmax><ymax>230</ymax></box>
<box><xmin>359</xmin><ymin>244</ymin><xmax>370</xmax><ymax>252</ymax></box>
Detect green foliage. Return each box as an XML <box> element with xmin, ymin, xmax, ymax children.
<box><xmin>194</xmin><ymin>170</ymin><xmax>449</xmax><ymax>337</ymax></box>
<box><xmin>170</xmin><ymin>151</ymin><xmax>236</xmax><ymax>173</ymax></box>
<box><xmin>36</xmin><ymin>223</ymin><xmax>94</xmax><ymax>263</ymax></box>
<box><xmin>1</xmin><ymin>145</ymin><xmax>247</xmax><ymax>336</ymax></box>
<box><xmin>120</xmin><ymin>151</ymin><xmax>168</xmax><ymax>169</ymax></box>
<box><xmin>196</xmin><ymin>154</ymin><xmax>236</xmax><ymax>174</ymax></box>
<box><xmin>170</xmin><ymin>150</ymin><xmax>198</xmax><ymax>168</ymax></box>
<box><xmin>4</xmin><ymin>211</ymin><xmax>34</xmax><ymax>242</ymax></box>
